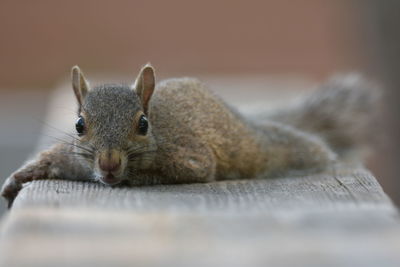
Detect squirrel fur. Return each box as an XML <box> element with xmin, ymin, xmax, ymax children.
<box><xmin>1</xmin><ymin>64</ymin><xmax>378</xmax><ymax>207</ymax></box>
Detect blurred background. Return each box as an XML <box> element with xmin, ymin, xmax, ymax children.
<box><xmin>0</xmin><ymin>0</ymin><xmax>398</xmax><ymax>214</ymax></box>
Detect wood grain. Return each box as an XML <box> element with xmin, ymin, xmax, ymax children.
<box><xmin>1</xmin><ymin>164</ymin><xmax>400</xmax><ymax>267</ymax></box>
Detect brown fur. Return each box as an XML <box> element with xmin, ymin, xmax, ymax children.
<box><xmin>2</xmin><ymin>65</ymin><xmax>376</xmax><ymax>207</ymax></box>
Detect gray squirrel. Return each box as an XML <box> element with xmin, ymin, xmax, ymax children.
<box><xmin>1</xmin><ymin>64</ymin><xmax>379</xmax><ymax>207</ymax></box>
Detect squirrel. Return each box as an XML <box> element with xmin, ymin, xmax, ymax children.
<box><xmin>1</xmin><ymin>64</ymin><xmax>379</xmax><ymax>207</ymax></box>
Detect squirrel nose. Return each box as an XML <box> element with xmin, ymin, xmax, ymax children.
<box><xmin>98</xmin><ymin>150</ymin><xmax>122</xmax><ymax>173</ymax></box>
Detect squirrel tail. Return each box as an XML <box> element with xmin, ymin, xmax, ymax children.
<box><xmin>265</xmin><ymin>74</ymin><xmax>381</xmax><ymax>157</ymax></box>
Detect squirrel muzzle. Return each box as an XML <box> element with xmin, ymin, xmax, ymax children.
<box><xmin>97</xmin><ymin>149</ymin><xmax>124</xmax><ymax>185</ymax></box>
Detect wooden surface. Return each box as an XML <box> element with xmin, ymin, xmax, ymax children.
<box><xmin>1</xmin><ymin>164</ymin><xmax>400</xmax><ymax>267</ymax></box>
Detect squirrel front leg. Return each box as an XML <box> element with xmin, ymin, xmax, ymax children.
<box><xmin>1</xmin><ymin>143</ymin><xmax>92</xmax><ymax>208</ymax></box>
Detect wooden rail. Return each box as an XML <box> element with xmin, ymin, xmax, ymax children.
<box><xmin>0</xmin><ymin>164</ymin><xmax>399</xmax><ymax>267</ymax></box>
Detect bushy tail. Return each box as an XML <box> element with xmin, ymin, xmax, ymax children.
<box><xmin>266</xmin><ymin>74</ymin><xmax>381</xmax><ymax>156</ymax></box>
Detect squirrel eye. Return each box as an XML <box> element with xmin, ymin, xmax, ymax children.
<box><xmin>75</xmin><ymin>116</ymin><xmax>85</xmax><ymax>135</ymax></box>
<box><xmin>138</xmin><ymin>115</ymin><xmax>148</xmax><ymax>135</ymax></box>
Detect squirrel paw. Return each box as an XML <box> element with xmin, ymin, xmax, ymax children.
<box><xmin>1</xmin><ymin>175</ymin><xmax>22</xmax><ymax>209</ymax></box>
<box><xmin>1</xmin><ymin>165</ymin><xmax>49</xmax><ymax>208</ymax></box>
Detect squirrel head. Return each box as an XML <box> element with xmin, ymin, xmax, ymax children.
<box><xmin>71</xmin><ymin>64</ymin><xmax>157</xmax><ymax>185</ymax></box>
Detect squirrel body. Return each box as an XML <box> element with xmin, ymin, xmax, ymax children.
<box><xmin>150</xmin><ymin>78</ymin><xmax>335</xmax><ymax>182</ymax></box>
<box><xmin>1</xmin><ymin>65</ymin><xmax>377</xmax><ymax>207</ymax></box>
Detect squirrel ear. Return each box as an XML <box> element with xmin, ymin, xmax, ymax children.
<box><xmin>133</xmin><ymin>63</ymin><xmax>155</xmax><ymax>114</ymax></box>
<box><xmin>71</xmin><ymin>65</ymin><xmax>90</xmax><ymax>108</ymax></box>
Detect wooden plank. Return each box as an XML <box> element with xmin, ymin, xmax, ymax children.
<box><xmin>6</xmin><ymin>165</ymin><xmax>396</xmax><ymax>213</ymax></box>
<box><xmin>1</xmin><ymin>165</ymin><xmax>400</xmax><ymax>267</ymax></box>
